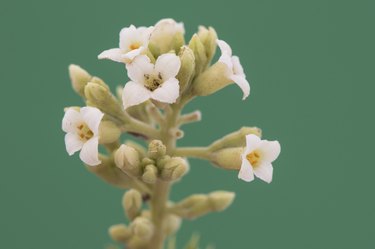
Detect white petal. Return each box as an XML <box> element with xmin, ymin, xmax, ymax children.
<box><xmin>62</xmin><ymin>108</ymin><xmax>82</xmax><ymax>133</ymax></box>
<box><xmin>65</xmin><ymin>133</ymin><xmax>83</xmax><ymax>156</ymax></box>
<box><xmin>151</xmin><ymin>78</ymin><xmax>179</xmax><ymax>104</ymax></box>
<box><xmin>98</xmin><ymin>48</ymin><xmax>124</xmax><ymax>63</ymax></box>
<box><xmin>80</xmin><ymin>137</ymin><xmax>101</xmax><ymax>166</ymax></box>
<box><xmin>230</xmin><ymin>75</ymin><xmax>250</xmax><ymax>100</ymax></box>
<box><xmin>260</xmin><ymin>140</ymin><xmax>281</xmax><ymax>163</ymax></box>
<box><xmin>217</xmin><ymin>39</ymin><xmax>232</xmax><ymax>56</ymax></box>
<box><xmin>245</xmin><ymin>134</ymin><xmax>261</xmax><ymax>154</ymax></box>
<box><xmin>138</xmin><ymin>26</ymin><xmax>154</xmax><ymax>43</ymax></box>
<box><xmin>122</xmin><ymin>81</ymin><xmax>151</xmax><ymax>109</ymax></box>
<box><xmin>122</xmin><ymin>47</ymin><xmax>144</xmax><ymax>62</ymax></box>
<box><xmin>119</xmin><ymin>25</ymin><xmax>137</xmax><ymax>50</ymax></box>
<box><xmin>238</xmin><ymin>158</ymin><xmax>254</xmax><ymax>182</ymax></box>
<box><xmin>155</xmin><ymin>53</ymin><xmax>181</xmax><ymax>79</ymax></box>
<box><xmin>80</xmin><ymin>107</ymin><xmax>104</xmax><ymax>134</ymax></box>
<box><xmin>232</xmin><ymin>56</ymin><xmax>245</xmax><ymax>75</ymax></box>
<box><xmin>253</xmin><ymin>163</ymin><xmax>273</xmax><ymax>183</ymax></box>
<box><xmin>126</xmin><ymin>55</ymin><xmax>153</xmax><ymax>83</ymax></box>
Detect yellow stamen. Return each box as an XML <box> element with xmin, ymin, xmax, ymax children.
<box><xmin>246</xmin><ymin>150</ymin><xmax>261</xmax><ymax>167</ymax></box>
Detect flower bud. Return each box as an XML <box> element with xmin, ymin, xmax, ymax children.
<box><xmin>84</xmin><ymin>82</ymin><xmax>125</xmax><ymax>122</ymax></box>
<box><xmin>160</xmin><ymin>157</ymin><xmax>189</xmax><ymax>181</ymax></box>
<box><xmin>122</xmin><ymin>189</ymin><xmax>142</xmax><ymax>220</ymax></box>
<box><xmin>172</xmin><ymin>194</ymin><xmax>209</xmax><ymax>219</ymax></box>
<box><xmin>149</xmin><ymin>18</ymin><xmax>185</xmax><ymax>57</ymax></box>
<box><xmin>210</xmin><ymin>147</ymin><xmax>243</xmax><ymax>170</ymax></box>
<box><xmin>188</xmin><ymin>34</ymin><xmax>207</xmax><ymax>74</ymax></box>
<box><xmin>125</xmin><ymin>140</ymin><xmax>147</xmax><ymax>157</ymax></box>
<box><xmin>148</xmin><ymin>140</ymin><xmax>166</xmax><ymax>160</ymax></box>
<box><xmin>197</xmin><ymin>26</ymin><xmax>218</xmax><ymax>65</ymax></box>
<box><xmin>130</xmin><ymin>217</ymin><xmax>154</xmax><ymax>240</ymax></box>
<box><xmin>209</xmin><ymin>127</ymin><xmax>262</xmax><ymax>151</ymax></box>
<box><xmin>98</xmin><ymin>121</ymin><xmax>121</xmax><ymax>144</ymax></box>
<box><xmin>163</xmin><ymin>214</ymin><xmax>182</xmax><ymax>235</ymax></box>
<box><xmin>177</xmin><ymin>46</ymin><xmax>195</xmax><ymax>93</ymax></box>
<box><xmin>192</xmin><ymin>62</ymin><xmax>232</xmax><ymax>97</ymax></box>
<box><xmin>68</xmin><ymin>64</ymin><xmax>91</xmax><ymax>96</ymax></box>
<box><xmin>208</xmin><ymin>191</ymin><xmax>235</xmax><ymax>212</ymax></box>
<box><xmin>108</xmin><ymin>224</ymin><xmax>132</xmax><ymax>242</ymax></box>
<box><xmin>114</xmin><ymin>145</ymin><xmax>141</xmax><ymax>177</ymax></box>
<box><xmin>142</xmin><ymin>164</ymin><xmax>158</xmax><ymax>184</ymax></box>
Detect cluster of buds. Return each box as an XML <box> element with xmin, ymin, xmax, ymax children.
<box><xmin>61</xmin><ymin>18</ymin><xmax>281</xmax><ymax>249</ymax></box>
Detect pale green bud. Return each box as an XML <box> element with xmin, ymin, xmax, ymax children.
<box><xmin>208</xmin><ymin>191</ymin><xmax>235</xmax><ymax>212</ymax></box>
<box><xmin>142</xmin><ymin>164</ymin><xmax>158</xmax><ymax>184</ymax></box>
<box><xmin>122</xmin><ymin>189</ymin><xmax>142</xmax><ymax>220</ymax></box>
<box><xmin>197</xmin><ymin>26</ymin><xmax>218</xmax><ymax>65</ymax></box>
<box><xmin>209</xmin><ymin>127</ymin><xmax>262</xmax><ymax>151</ymax></box>
<box><xmin>192</xmin><ymin>62</ymin><xmax>232</xmax><ymax>97</ymax></box>
<box><xmin>177</xmin><ymin>46</ymin><xmax>195</xmax><ymax>93</ymax></box>
<box><xmin>130</xmin><ymin>217</ymin><xmax>154</xmax><ymax>240</ymax></box>
<box><xmin>188</xmin><ymin>34</ymin><xmax>207</xmax><ymax>74</ymax></box>
<box><xmin>84</xmin><ymin>82</ymin><xmax>125</xmax><ymax>122</ymax></box>
<box><xmin>210</xmin><ymin>147</ymin><xmax>243</xmax><ymax>170</ymax></box>
<box><xmin>98</xmin><ymin>121</ymin><xmax>121</xmax><ymax>144</ymax></box>
<box><xmin>114</xmin><ymin>145</ymin><xmax>141</xmax><ymax>177</ymax></box>
<box><xmin>148</xmin><ymin>140</ymin><xmax>166</xmax><ymax>160</ymax></box>
<box><xmin>125</xmin><ymin>140</ymin><xmax>147</xmax><ymax>157</ymax></box>
<box><xmin>68</xmin><ymin>64</ymin><xmax>91</xmax><ymax>97</ymax></box>
<box><xmin>164</xmin><ymin>214</ymin><xmax>182</xmax><ymax>235</ymax></box>
<box><xmin>86</xmin><ymin>155</ymin><xmax>132</xmax><ymax>188</ymax></box>
<box><xmin>90</xmin><ymin>76</ymin><xmax>110</xmax><ymax>90</ymax></box>
<box><xmin>108</xmin><ymin>224</ymin><xmax>132</xmax><ymax>243</ymax></box>
<box><xmin>160</xmin><ymin>157</ymin><xmax>189</xmax><ymax>181</ymax></box>
<box><xmin>172</xmin><ymin>194</ymin><xmax>209</xmax><ymax>219</ymax></box>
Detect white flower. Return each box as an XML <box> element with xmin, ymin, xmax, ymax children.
<box><xmin>239</xmin><ymin>134</ymin><xmax>281</xmax><ymax>183</ymax></box>
<box><xmin>122</xmin><ymin>54</ymin><xmax>181</xmax><ymax>109</ymax></box>
<box><xmin>62</xmin><ymin>107</ymin><xmax>104</xmax><ymax>166</ymax></box>
<box><xmin>98</xmin><ymin>25</ymin><xmax>154</xmax><ymax>64</ymax></box>
<box><xmin>217</xmin><ymin>39</ymin><xmax>250</xmax><ymax>100</ymax></box>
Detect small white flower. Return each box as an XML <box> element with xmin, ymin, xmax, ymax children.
<box><xmin>98</xmin><ymin>25</ymin><xmax>154</xmax><ymax>64</ymax></box>
<box><xmin>122</xmin><ymin>54</ymin><xmax>181</xmax><ymax>109</ymax></box>
<box><xmin>217</xmin><ymin>39</ymin><xmax>250</xmax><ymax>100</ymax></box>
<box><xmin>239</xmin><ymin>134</ymin><xmax>281</xmax><ymax>183</ymax></box>
<box><xmin>62</xmin><ymin>107</ymin><xmax>104</xmax><ymax>166</ymax></box>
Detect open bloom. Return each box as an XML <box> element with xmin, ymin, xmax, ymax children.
<box><xmin>217</xmin><ymin>39</ymin><xmax>250</xmax><ymax>100</ymax></box>
<box><xmin>122</xmin><ymin>54</ymin><xmax>181</xmax><ymax>109</ymax></box>
<box><xmin>239</xmin><ymin>134</ymin><xmax>281</xmax><ymax>183</ymax></box>
<box><xmin>98</xmin><ymin>25</ymin><xmax>154</xmax><ymax>64</ymax></box>
<box><xmin>62</xmin><ymin>107</ymin><xmax>104</xmax><ymax>166</ymax></box>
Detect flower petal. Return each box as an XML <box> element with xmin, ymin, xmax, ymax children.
<box><xmin>122</xmin><ymin>81</ymin><xmax>151</xmax><ymax>109</ymax></box>
<box><xmin>245</xmin><ymin>134</ymin><xmax>261</xmax><ymax>154</ymax></box>
<box><xmin>231</xmin><ymin>56</ymin><xmax>245</xmax><ymax>75</ymax></box>
<box><xmin>119</xmin><ymin>25</ymin><xmax>137</xmax><ymax>50</ymax></box>
<box><xmin>122</xmin><ymin>47</ymin><xmax>144</xmax><ymax>62</ymax></box>
<box><xmin>62</xmin><ymin>108</ymin><xmax>82</xmax><ymax>133</ymax></box>
<box><xmin>79</xmin><ymin>137</ymin><xmax>101</xmax><ymax>166</ymax></box>
<box><xmin>98</xmin><ymin>48</ymin><xmax>124</xmax><ymax>63</ymax></box>
<box><xmin>154</xmin><ymin>53</ymin><xmax>181</xmax><ymax>79</ymax></box>
<box><xmin>260</xmin><ymin>140</ymin><xmax>281</xmax><ymax>163</ymax></box>
<box><xmin>80</xmin><ymin>107</ymin><xmax>104</xmax><ymax>134</ymax></box>
<box><xmin>238</xmin><ymin>158</ymin><xmax>254</xmax><ymax>182</ymax></box>
<box><xmin>217</xmin><ymin>39</ymin><xmax>232</xmax><ymax>56</ymax></box>
<box><xmin>230</xmin><ymin>75</ymin><xmax>250</xmax><ymax>100</ymax></box>
<box><xmin>126</xmin><ymin>55</ymin><xmax>153</xmax><ymax>83</ymax></box>
<box><xmin>65</xmin><ymin>133</ymin><xmax>83</xmax><ymax>156</ymax></box>
<box><xmin>150</xmin><ymin>78</ymin><xmax>179</xmax><ymax>104</ymax></box>
<box><xmin>253</xmin><ymin>163</ymin><xmax>273</xmax><ymax>183</ymax></box>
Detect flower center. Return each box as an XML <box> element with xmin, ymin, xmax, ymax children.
<box><xmin>129</xmin><ymin>42</ymin><xmax>141</xmax><ymax>50</ymax></box>
<box><xmin>76</xmin><ymin>123</ymin><xmax>94</xmax><ymax>142</ymax></box>
<box><xmin>246</xmin><ymin>150</ymin><xmax>261</xmax><ymax>167</ymax></box>
<box><xmin>144</xmin><ymin>72</ymin><xmax>163</xmax><ymax>91</ymax></box>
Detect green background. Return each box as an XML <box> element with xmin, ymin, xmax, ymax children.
<box><xmin>1</xmin><ymin>0</ymin><xmax>373</xmax><ymax>248</ymax></box>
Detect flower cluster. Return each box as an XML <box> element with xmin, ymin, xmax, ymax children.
<box><xmin>62</xmin><ymin>18</ymin><xmax>280</xmax><ymax>249</ymax></box>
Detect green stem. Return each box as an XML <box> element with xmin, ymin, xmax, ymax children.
<box><xmin>173</xmin><ymin>147</ymin><xmax>211</xmax><ymax>160</ymax></box>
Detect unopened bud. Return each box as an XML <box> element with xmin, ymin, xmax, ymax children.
<box><xmin>68</xmin><ymin>64</ymin><xmax>92</xmax><ymax>96</ymax></box>
<box><xmin>164</xmin><ymin>214</ymin><xmax>182</xmax><ymax>235</ymax></box>
<box><xmin>108</xmin><ymin>224</ymin><xmax>132</xmax><ymax>242</ymax></box>
<box><xmin>98</xmin><ymin>121</ymin><xmax>121</xmax><ymax>144</ymax></box>
<box><xmin>188</xmin><ymin>34</ymin><xmax>207</xmax><ymax>74</ymax></box>
<box><xmin>130</xmin><ymin>217</ymin><xmax>154</xmax><ymax>240</ymax></box>
<box><xmin>210</xmin><ymin>147</ymin><xmax>243</xmax><ymax>170</ymax></box>
<box><xmin>122</xmin><ymin>189</ymin><xmax>142</xmax><ymax>220</ymax></box>
<box><xmin>197</xmin><ymin>26</ymin><xmax>218</xmax><ymax>65</ymax></box>
<box><xmin>148</xmin><ymin>140</ymin><xmax>166</xmax><ymax>160</ymax></box>
<box><xmin>210</xmin><ymin>127</ymin><xmax>262</xmax><ymax>151</ymax></box>
<box><xmin>172</xmin><ymin>194</ymin><xmax>209</xmax><ymax>219</ymax></box>
<box><xmin>142</xmin><ymin>164</ymin><xmax>158</xmax><ymax>184</ymax></box>
<box><xmin>160</xmin><ymin>157</ymin><xmax>189</xmax><ymax>181</ymax></box>
<box><xmin>208</xmin><ymin>191</ymin><xmax>235</xmax><ymax>212</ymax></box>
<box><xmin>114</xmin><ymin>145</ymin><xmax>141</xmax><ymax>177</ymax></box>
<box><xmin>177</xmin><ymin>46</ymin><xmax>195</xmax><ymax>93</ymax></box>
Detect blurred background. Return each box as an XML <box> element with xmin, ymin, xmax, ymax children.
<box><xmin>1</xmin><ymin>0</ymin><xmax>373</xmax><ymax>248</ymax></box>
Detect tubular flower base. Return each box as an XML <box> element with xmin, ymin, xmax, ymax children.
<box><xmin>62</xmin><ymin>18</ymin><xmax>281</xmax><ymax>249</ymax></box>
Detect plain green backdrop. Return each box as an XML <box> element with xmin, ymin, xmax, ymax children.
<box><xmin>1</xmin><ymin>0</ymin><xmax>373</xmax><ymax>248</ymax></box>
